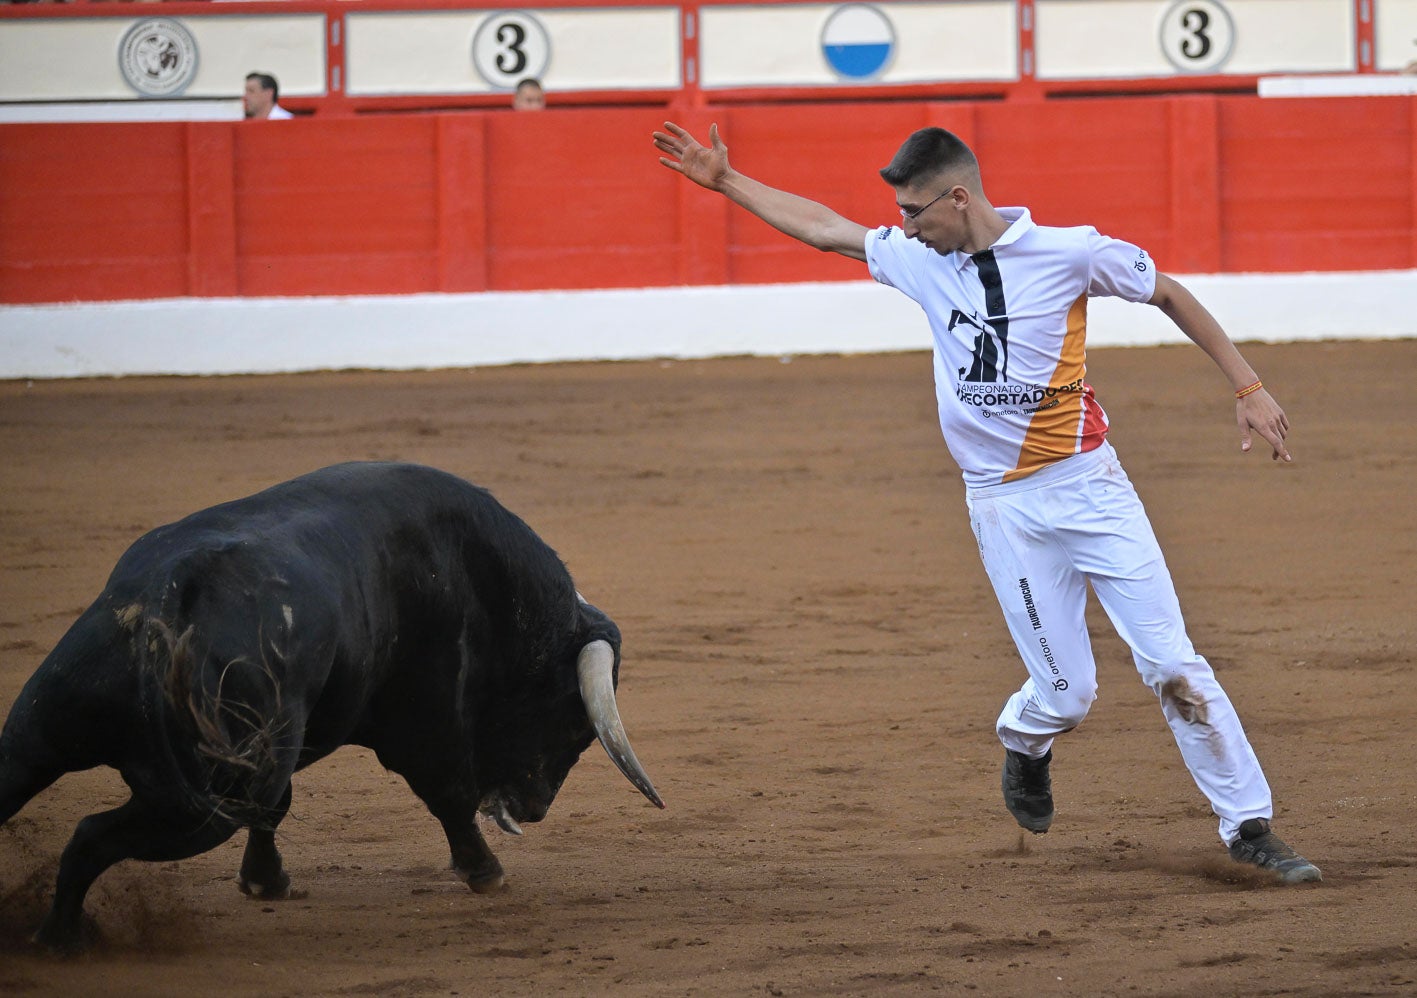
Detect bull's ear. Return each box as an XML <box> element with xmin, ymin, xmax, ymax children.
<box><xmin>574</xmin><ymin>592</ymin><xmax>621</xmax><ymax>649</ymax></box>
<box><xmin>577</xmin><ymin>640</ymin><xmax>664</xmax><ymax>809</ymax></box>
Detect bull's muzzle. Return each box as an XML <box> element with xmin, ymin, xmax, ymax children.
<box><xmin>577</xmin><ymin>640</ymin><xmax>665</xmax><ymax>809</ymax></box>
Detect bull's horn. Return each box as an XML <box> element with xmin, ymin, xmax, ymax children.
<box><xmin>577</xmin><ymin>640</ymin><xmax>665</xmax><ymax>809</ymax></box>
<box><xmin>479</xmin><ymin>796</ymin><xmax>523</xmax><ymax>836</ymax></box>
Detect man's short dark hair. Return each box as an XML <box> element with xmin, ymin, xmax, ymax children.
<box><xmin>246</xmin><ymin>72</ymin><xmax>280</xmax><ymax>101</ymax></box>
<box><xmin>880</xmin><ymin>127</ymin><xmax>978</xmax><ymax>187</ymax></box>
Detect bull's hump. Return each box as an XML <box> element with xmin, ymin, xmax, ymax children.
<box><xmin>154</xmin><ymin>463</ymin><xmax>484</xmax><ymax>543</ymax></box>
<box><xmin>114</xmin><ymin>462</ymin><xmax>562</xmax><ymax>599</ymax></box>
<box><xmin>260</xmin><ymin>463</ymin><xmax>494</xmax><ymax>523</ymax></box>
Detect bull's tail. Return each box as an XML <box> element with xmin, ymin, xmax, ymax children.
<box><xmin>2</xmin><ymin>607</ymin><xmax>122</xmax><ymax>828</ymax></box>
<box><xmin>143</xmin><ymin>619</ymin><xmax>292</xmax><ymax>832</ymax></box>
<box><xmin>0</xmin><ymin>728</ymin><xmax>63</xmax><ymax>829</ymax></box>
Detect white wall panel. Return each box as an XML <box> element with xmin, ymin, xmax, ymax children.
<box><xmin>699</xmin><ymin>2</ymin><xmax>1017</xmax><ymax>89</ymax></box>
<box><xmin>0</xmin><ymin>15</ymin><xmax>325</xmax><ymax>102</ymax></box>
<box><xmin>1375</xmin><ymin>0</ymin><xmax>1417</xmax><ymax>70</ymax></box>
<box><xmin>1036</xmin><ymin>0</ymin><xmax>1353</xmax><ymax>79</ymax></box>
<box><xmin>346</xmin><ymin>8</ymin><xmax>681</xmax><ymax>95</ymax></box>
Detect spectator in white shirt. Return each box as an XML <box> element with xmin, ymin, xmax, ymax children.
<box><xmin>243</xmin><ymin>73</ymin><xmax>293</xmax><ymax>120</ymax></box>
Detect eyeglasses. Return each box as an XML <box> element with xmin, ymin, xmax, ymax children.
<box><xmin>899</xmin><ymin>185</ymin><xmax>958</xmax><ymax>221</ymax></box>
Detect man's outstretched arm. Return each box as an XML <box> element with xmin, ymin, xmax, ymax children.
<box><xmin>654</xmin><ymin>121</ymin><xmax>871</xmax><ymax>262</ymax></box>
<box><xmin>1149</xmin><ymin>273</ymin><xmax>1292</xmax><ymax>462</ymax></box>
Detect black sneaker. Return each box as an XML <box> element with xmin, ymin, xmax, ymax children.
<box><xmin>1002</xmin><ymin>749</ymin><xmax>1054</xmax><ymax>833</ymax></box>
<box><xmin>1228</xmin><ymin>818</ymin><xmax>1322</xmax><ymax>883</ymax></box>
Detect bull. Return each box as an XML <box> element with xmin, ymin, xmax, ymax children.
<box><xmin>0</xmin><ymin>461</ymin><xmax>663</xmax><ymax>951</ymax></box>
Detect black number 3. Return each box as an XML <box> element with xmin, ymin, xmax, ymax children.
<box><xmin>495</xmin><ymin>22</ymin><xmax>528</xmax><ymax>74</ymax></box>
<box><xmin>1179</xmin><ymin>8</ymin><xmax>1212</xmax><ymax>60</ymax></box>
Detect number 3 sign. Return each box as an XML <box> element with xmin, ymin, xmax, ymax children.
<box><xmin>472</xmin><ymin>11</ymin><xmax>551</xmax><ymax>89</ymax></box>
<box><xmin>1159</xmin><ymin>0</ymin><xmax>1235</xmax><ymax>74</ymax></box>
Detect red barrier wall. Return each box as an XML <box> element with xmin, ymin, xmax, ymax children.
<box><xmin>1</xmin><ymin>95</ymin><xmax>1413</xmax><ymax>305</ymax></box>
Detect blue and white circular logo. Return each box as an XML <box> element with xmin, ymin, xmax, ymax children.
<box><xmin>821</xmin><ymin>4</ymin><xmax>895</xmax><ymax>80</ymax></box>
<box><xmin>118</xmin><ymin>18</ymin><xmax>199</xmax><ymax>98</ymax></box>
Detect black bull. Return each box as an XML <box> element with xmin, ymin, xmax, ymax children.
<box><xmin>0</xmin><ymin>462</ymin><xmax>663</xmax><ymax>951</ymax></box>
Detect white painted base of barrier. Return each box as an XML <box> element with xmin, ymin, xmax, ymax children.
<box><xmin>2</xmin><ymin>270</ymin><xmax>1413</xmax><ymax>379</ymax></box>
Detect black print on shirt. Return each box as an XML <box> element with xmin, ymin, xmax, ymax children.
<box><xmin>953</xmin><ymin>250</ymin><xmax>1011</xmax><ymax>383</ymax></box>
<box><xmin>949</xmin><ymin>309</ymin><xmax>997</xmax><ymax>381</ymax></box>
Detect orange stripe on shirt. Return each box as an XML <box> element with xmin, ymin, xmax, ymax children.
<box><xmin>1004</xmin><ymin>293</ymin><xmax>1104</xmax><ymax>483</ymax></box>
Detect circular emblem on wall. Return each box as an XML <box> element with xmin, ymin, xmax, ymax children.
<box><xmin>472</xmin><ymin>11</ymin><xmax>551</xmax><ymax>90</ymax></box>
<box><xmin>119</xmin><ymin>18</ymin><xmax>199</xmax><ymax>97</ymax></box>
<box><xmin>1159</xmin><ymin>0</ymin><xmax>1235</xmax><ymax>74</ymax></box>
<box><xmin>821</xmin><ymin>4</ymin><xmax>896</xmax><ymax>81</ymax></box>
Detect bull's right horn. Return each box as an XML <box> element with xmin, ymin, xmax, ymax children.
<box><xmin>577</xmin><ymin>640</ymin><xmax>665</xmax><ymax>809</ymax></box>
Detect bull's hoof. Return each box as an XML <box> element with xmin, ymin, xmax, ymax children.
<box><xmin>238</xmin><ymin>871</ymin><xmax>299</xmax><ymax>900</ymax></box>
<box><xmin>460</xmin><ymin>867</ymin><xmax>506</xmax><ymax>894</ymax></box>
<box><xmin>33</xmin><ymin>913</ymin><xmax>99</xmax><ymax>956</ymax></box>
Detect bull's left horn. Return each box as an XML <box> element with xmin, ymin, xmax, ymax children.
<box><xmin>577</xmin><ymin>640</ymin><xmax>665</xmax><ymax>809</ymax></box>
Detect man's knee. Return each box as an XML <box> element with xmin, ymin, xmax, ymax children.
<box><xmin>1024</xmin><ymin>678</ymin><xmax>1098</xmax><ymax>730</ymax></box>
<box><xmin>1049</xmin><ymin>688</ymin><xmax>1096</xmax><ymax>730</ymax></box>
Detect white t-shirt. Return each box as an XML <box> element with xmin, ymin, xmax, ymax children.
<box><xmin>267</xmin><ymin>105</ymin><xmax>294</xmax><ymax>120</ymax></box>
<box><xmin>864</xmin><ymin>208</ymin><xmax>1156</xmax><ymax>487</ymax></box>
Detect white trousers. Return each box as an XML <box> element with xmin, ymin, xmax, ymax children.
<box><xmin>965</xmin><ymin>441</ymin><xmax>1271</xmax><ymax>845</ymax></box>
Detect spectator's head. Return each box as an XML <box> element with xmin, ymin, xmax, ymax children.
<box><xmin>512</xmin><ymin>78</ymin><xmax>546</xmax><ymax>111</ymax></box>
<box><xmin>243</xmin><ymin>72</ymin><xmax>281</xmax><ymax>119</ymax></box>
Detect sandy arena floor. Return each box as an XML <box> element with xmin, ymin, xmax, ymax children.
<box><xmin>1</xmin><ymin>339</ymin><xmax>1414</xmax><ymax>996</ymax></box>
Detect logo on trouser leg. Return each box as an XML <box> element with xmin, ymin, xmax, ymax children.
<box><xmin>1019</xmin><ymin>577</ymin><xmax>1043</xmax><ymax>631</ymax></box>
<box><xmin>1039</xmin><ymin>634</ymin><xmax>1067</xmax><ymax>690</ymax></box>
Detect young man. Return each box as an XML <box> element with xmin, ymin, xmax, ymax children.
<box><xmin>243</xmin><ymin>72</ymin><xmax>293</xmax><ymax>120</ymax></box>
<box><xmin>653</xmin><ymin>121</ymin><xmax>1320</xmax><ymax>883</ymax></box>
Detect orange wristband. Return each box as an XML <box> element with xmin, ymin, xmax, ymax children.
<box><xmin>1235</xmin><ymin>380</ymin><xmax>1263</xmax><ymax>400</ymax></box>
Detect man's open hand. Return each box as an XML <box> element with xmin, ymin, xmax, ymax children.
<box><xmin>653</xmin><ymin>121</ymin><xmax>731</xmax><ymax>191</ymax></box>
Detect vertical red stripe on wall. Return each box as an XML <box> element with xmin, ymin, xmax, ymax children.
<box><xmin>1411</xmin><ymin>99</ymin><xmax>1417</xmax><ymax>268</ymax></box>
<box><xmin>185</xmin><ymin>123</ymin><xmax>238</xmax><ymax>297</ymax></box>
<box><xmin>672</xmin><ymin>108</ymin><xmax>730</xmax><ymax>285</ymax></box>
<box><xmin>678</xmin><ymin>1</ymin><xmax>704</xmax><ymax>112</ymax></box>
<box><xmin>1167</xmin><ymin>97</ymin><xmax>1221</xmax><ymax>274</ymax></box>
<box><xmin>436</xmin><ymin>114</ymin><xmax>489</xmax><ymax>293</ymax></box>
<box><xmin>1354</xmin><ymin>0</ymin><xmax>1376</xmax><ymax>72</ymax></box>
<box><xmin>1011</xmin><ymin>0</ymin><xmax>1044</xmax><ymax>102</ymax></box>
<box><xmin>323</xmin><ymin>12</ymin><xmax>354</xmax><ymax>118</ymax></box>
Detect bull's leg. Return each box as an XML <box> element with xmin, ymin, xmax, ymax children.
<box><xmin>397</xmin><ymin>773</ymin><xmax>504</xmax><ymax>893</ymax></box>
<box><xmin>439</xmin><ymin>807</ymin><xmax>505</xmax><ymax>894</ymax></box>
<box><xmin>35</xmin><ymin>795</ymin><xmax>239</xmax><ymax>953</ymax></box>
<box><xmin>237</xmin><ymin>783</ymin><xmax>293</xmax><ymax>899</ymax></box>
